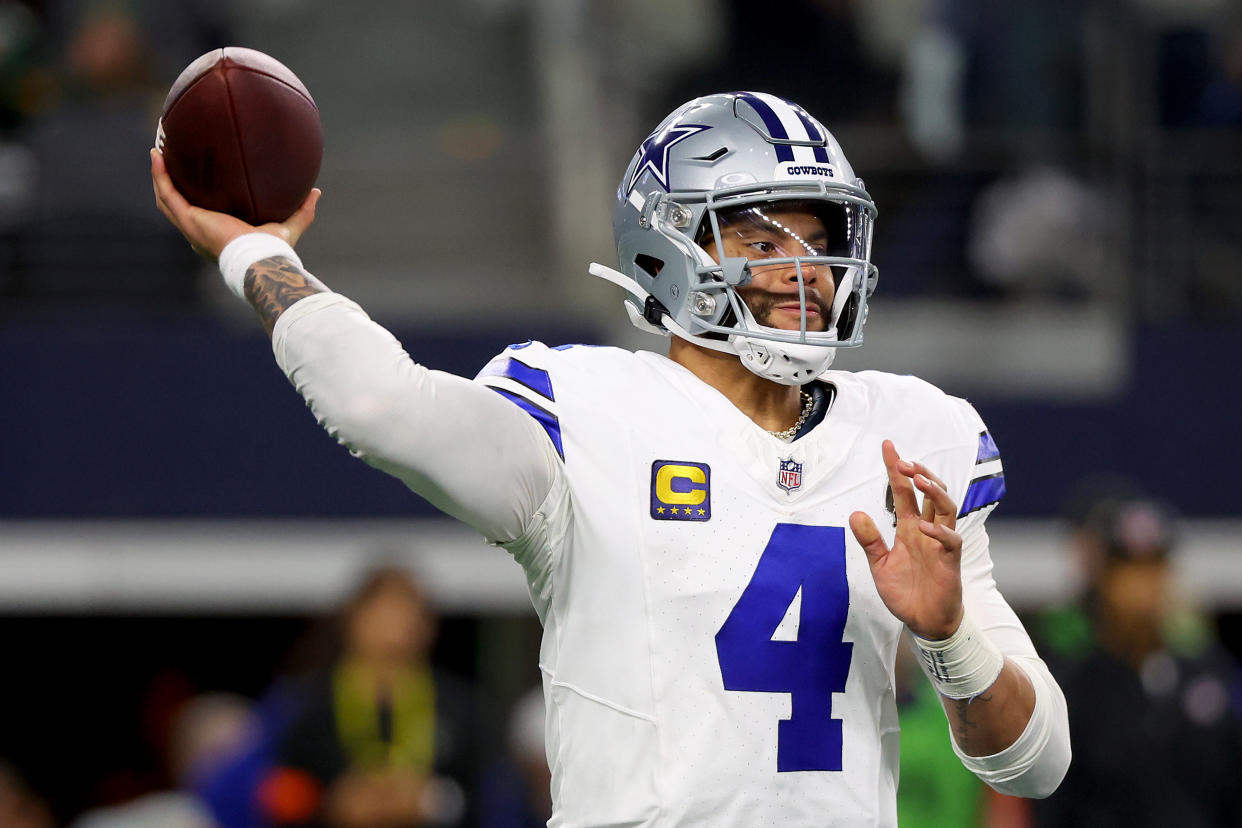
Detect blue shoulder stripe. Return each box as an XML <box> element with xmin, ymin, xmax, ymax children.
<box><xmin>976</xmin><ymin>431</ymin><xmax>1000</xmax><ymax>464</ymax></box>
<box><xmin>958</xmin><ymin>472</ymin><xmax>1005</xmax><ymax>518</ymax></box>
<box><xmin>488</xmin><ymin>387</ymin><xmax>564</xmax><ymax>459</ymax></box>
<box><xmin>477</xmin><ymin>357</ymin><xmax>555</xmax><ymax>402</ymax></box>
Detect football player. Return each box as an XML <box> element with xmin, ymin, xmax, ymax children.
<box><xmin>152</xmin><ymin>91</ymin><xmax>1069</xmax><ymax>826</ymax></box>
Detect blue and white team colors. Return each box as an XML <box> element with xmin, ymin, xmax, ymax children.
<box><xmin>263</xmin><ymin>89</ymin><xmax>1066</xmax><ymax>827</ymax></box>
<box><xmin>476</xmin><ymin>341</ymin><xmax>1018</xmax><ymax>827</ymax></box>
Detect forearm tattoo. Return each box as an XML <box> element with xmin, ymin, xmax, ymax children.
<box><xmin>949</xmin><ymin>691</ymin><xmax>992</xmax><ymax>755</ymax></box>
<box><xmin>243</xmin><ymin>256</ymin><xmax>323</xmax><ymax>336</ymax></box>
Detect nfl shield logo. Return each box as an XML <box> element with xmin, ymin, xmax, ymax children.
<box><xmin>777</xmin><ymin>458</ymin><xmax>803</xmax><ymax>493</ymax></box>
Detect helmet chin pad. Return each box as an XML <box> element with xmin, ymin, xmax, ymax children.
<box><xmin>730</xmin><ymin>335</ymin><xmax>837</xmax><ymax>385</ymax></box>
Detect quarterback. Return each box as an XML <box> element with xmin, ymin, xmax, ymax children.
<box><xmin>152</xmin><ymin>92</ymin><xmax>1069</xmax><ymax>826</ymax></box>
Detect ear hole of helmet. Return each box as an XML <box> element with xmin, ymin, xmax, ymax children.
<box><xmin>635</xmin><ymin>254</ymin><xmax>664</xmax><ymax>277</ymax></box>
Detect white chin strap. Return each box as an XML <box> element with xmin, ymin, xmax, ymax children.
<box><xmin>588</xmin><ymin>262</ymin><xmax>836</xmax><ymax>385</ymax></box>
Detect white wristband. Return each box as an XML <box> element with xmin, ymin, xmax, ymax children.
<box><xmin>911</xmin><ymin>613</ymin><xmax>1005</xmax><ymax>700</ymax></box>
<box><xmin>217</xmin><ymin>232</ymin><xmax>305</xmax><ymax>299</ymax></box>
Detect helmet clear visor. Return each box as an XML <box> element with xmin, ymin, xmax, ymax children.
<box><xmin>688</xmin><ymin>198</ymin><xmax>869</xmax><ymax>344</ymax></box>
<box><xmin>703</xmin><ymin>200</ymin><xmax>853</xmax><ymax>261</ymax></box>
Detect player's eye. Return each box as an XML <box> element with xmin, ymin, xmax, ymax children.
<box><xmin>747</xmin><ymin>240</ymin><xmax>776</xmax><ymax>256</ymax></box>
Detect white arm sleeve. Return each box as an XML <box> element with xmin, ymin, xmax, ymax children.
<box><xmin>269</xmin><ymin>292</ymin><xmax>560</xmax><ymax>544</ymax></box>
<box><xmin>950</xmin><ymin>513</ymin><xmax>1072</xmax><ymax>798</ymax></box>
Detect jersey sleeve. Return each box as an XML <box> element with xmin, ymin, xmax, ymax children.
<box><xmin>269</xmin><ymin>293</ymin><xmax>561</xmax><ymax>545</ymax></box>
<box><xmin>474</xmin><ymin>342</ymin><xmax>566</xmax><ymax>460</ymax></box>
<box><xmin>956</xmin><ymin>421</ymin><xmax>1005</xmax><ymax>531</ymax></box>
<box><xmin>947</xmin><ymin>400</ymin><xmax>1072</xmax><ymax>797</ymax></box>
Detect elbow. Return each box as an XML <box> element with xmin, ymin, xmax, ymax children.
<box><xmin>971</xmin><ymin>660</ymin><xmax>1073</xmax><ymax>799</ymax></box>
<box><xmin>1028</xmin><ymin>676</ymin><xmax>1073</xmax><ymax>798</ymax></box>
<box><xmin>1031</xmin><ymin>723</ymin><xmax>1072</xmax><ymax>799</ymax></box>
<box><xmin>1043</xmin><ymin>734</ymin><xmax>1073</xmax><ymax>799</ymax></box>
<box><xmin>1004</xmin><ymin>699</ymin><xmax>1072</xmax><ymax>799</ymax></box>
<box><xmin>1014</xmin><ymin>737</ymin><xmax>1071</xmax><ymax>799</ymax></box>
<box><xmin>984</xmin><ymin>736</ymin><xmax>1071</xmax><ymax>799</ymax></box>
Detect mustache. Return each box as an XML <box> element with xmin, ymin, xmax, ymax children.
<box><xmin>739</xmin><ymin>289</ymin><xmax>832</xmax><ymax>327</ymax></box>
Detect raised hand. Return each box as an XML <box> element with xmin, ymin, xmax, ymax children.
<box><xmin>849</xmin><ymin>440</ymin><xmax>964</xmax><ymax>640</ymax></box>
<box><xmin>150</xmin><ymin>147</ymin><xmax>320</xmax><ymax>261</ymax></box>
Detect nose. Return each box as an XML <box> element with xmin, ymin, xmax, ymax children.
<box><xmin>780</xmin><ymin>259</ymin><xmax>820</xmax><ymax>287</ymax></box>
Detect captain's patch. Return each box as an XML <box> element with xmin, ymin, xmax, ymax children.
<box><xmin>651</xmin><ymin>460</ymin><xmax>711</xmax><ymax>521</ymax></box>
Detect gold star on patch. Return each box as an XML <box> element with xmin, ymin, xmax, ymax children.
<box><xmin>697</xmin><ymin>508</ymin><xmax>706</xmax><ymax>516</ymax></box>
<box><xmin>656</xmin><ymin>506</ymin><xmax>666</xmax><ymax>514</ymax></box>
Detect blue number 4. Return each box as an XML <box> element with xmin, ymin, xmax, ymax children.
<box><xmin>715</xmin><ymin>523</ymin><xmax>853</xmax><ymax>772</ymax></box>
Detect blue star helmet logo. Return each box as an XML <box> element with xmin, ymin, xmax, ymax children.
<box><xmin>625</xmin><ymin>123</ymin><xmax>712</xmax><ymax>197</ymax></box>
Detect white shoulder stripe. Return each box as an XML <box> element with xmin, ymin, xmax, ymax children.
<box><xmin>973</xmin><ymin>457</ymin><xmax>1004</xmax><ymax>479</ymax></box>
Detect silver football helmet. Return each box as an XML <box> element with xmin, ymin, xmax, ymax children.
<box><xmin>590</xmin><ymin>92</ymin><xmax>878</xmax><ymax>384</ymax></box>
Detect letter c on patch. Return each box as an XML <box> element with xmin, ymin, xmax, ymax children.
<box><xmin>655</xmin><ymin>464</ymin><xmax>707</xmax><ymax>505</ymax></box>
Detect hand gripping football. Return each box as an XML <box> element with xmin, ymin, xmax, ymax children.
<box><xmin>156</xmin><ymin>47</ymin><xmax>323</xmax><ymax>225</ymax></box>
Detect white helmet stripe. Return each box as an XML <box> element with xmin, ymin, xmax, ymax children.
<box><xmin>751</xmin><ymin>91</ymin><xmax>814</xmax><ymax>142</ymax></box>
<box><xmin>790</xmin><ymin>143</ymin><xmax>820</xmax><ymax>164</ymax></box>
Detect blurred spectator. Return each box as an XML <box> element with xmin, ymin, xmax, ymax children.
<box><xmin>71</xmin><ymin>692</ymin><xmax>256</xmax><ymax>828</ymax></box>
<box><xmin>1033</xmin><ymin>491</ymin><xmax>1242</xmax><ymax>827</ymax></box>
<box><xmin>0</xmin><ymin>761</ymin><xmax>56</xmax><ymax>828</ymax></box>
<box><xmin>269</xmin><ymin>565</ymin><xmax>484</xmax><ymax>827</ymax></box>
<box><xmin>966</xmin><ymin>165</ymin><xmax>1111</xmax><ymax>302</ymax></box>
<box><xmin>193</xmin><ymin>679</ymin><xmax>307</xmax><ymax>828</ymax></box>
<box><xmin>658</xmin><ymin>0</ymin><xmax>897</xmax><ymax>126</ymax></box>
<box><xmin>902</xmin><ymin>0</ymin><xmax>1089</xmax><ymax>164</ymax></box>
<box><xmin>0</xmin><ymin>0</ymin><xmax>42</xmax><ymax>133</ymax></box>
<box><xmin>5</xmin><ymin>0</ymin><xmax>231</xmax><ymax>305</ymax></box>
<box><xmin>479</xmin><ymin>687</ymin><xmax>550</xmax><ymax>828</ymax></box>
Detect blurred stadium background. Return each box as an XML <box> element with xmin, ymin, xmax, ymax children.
<box><xmin>1</xmin><ymin>0</ymin><xmax>1240</xmax><ymax>823</ymax></box>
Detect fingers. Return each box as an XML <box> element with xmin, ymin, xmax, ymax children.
<box><xmin>918</xmin><ymin>519</ymin><xmax>962</xmax><ymax>555</ymax></box>
<box><xmin>151</xmin><ymin>147</ymin><xmax>190</xmax><ymax>220</ymax></box>
<box><xmin>914</xmin><ymin>473</ymin><xmax>957</xmax><ymax>529</ymax></box>
<box><xmin>903</xmin><ymin>458</ymin><xmax>947</xmax><ymax>491</ymax></box>
<box><xmin>882</xmin><ymin>440</ymin><xmax>920</xmax><ymax>520</ymax></box>
<box><xmin>849</xmin><ymin>510</ymin><xmax>889</xmax><ymax>564</ymax></box>
<box><xmin>881</xmin><ymin>439</ymin><xmax>958</xmax><ymax>528</ymax></box>
<box><xmin>151</xmin><ymin>150</ymin><xmax>175</xmax><ymax>222</ymax></box>
<box><xmin>280</xmin><ymin>188</ymin><xmax>321</xmax><ymax>246</ymax></box>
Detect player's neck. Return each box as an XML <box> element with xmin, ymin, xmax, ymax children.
<box><xmin>668</xmin><ymin>337</ymin><xmax>805</xmax><ymax>433</ymax></box>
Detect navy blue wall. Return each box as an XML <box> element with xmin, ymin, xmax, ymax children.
<box><xmin>3</xmin><ymin>315</ymin><xmax>1236</xmax><ymax>518</ymax></box>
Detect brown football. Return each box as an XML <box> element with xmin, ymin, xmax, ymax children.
<box><xmin>157</xmin><ymin>47</ymin><xmax>323</xmax><ymax>225</ymax></box>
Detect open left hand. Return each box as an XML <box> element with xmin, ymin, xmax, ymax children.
<box><xmin>849</xmin><ymin>440</ymin><xmax>964</xmax><ymax>640</ymax></box>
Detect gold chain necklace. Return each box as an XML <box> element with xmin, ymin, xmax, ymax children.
<box><xmin>767</xmin><ymin>391</ymin><xmax>814</xmax><ymax>440</ymax></box>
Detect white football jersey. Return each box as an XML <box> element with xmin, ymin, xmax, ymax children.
<box><xmin>475</xmin><ymin>342</ymin><xmax>1009</xmax><ymax>828</ymax></box>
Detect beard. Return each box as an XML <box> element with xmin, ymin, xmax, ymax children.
<box><xmin>739</xmin><ymin>288</ymin><xmax>833</xmax><ymax>332</ymax></box>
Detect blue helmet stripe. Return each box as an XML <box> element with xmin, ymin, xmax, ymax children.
<box><xmin>488</xmin><ymin>387</ymin><xmax>564</xmax><ymax>459</ymax></box>
<box><xmin>735</xmin><ymin>92</ymin><xmax>795</xmax><ymax>162</ymax></box>
<box><xmin>789</xmin><ymin>105</ymin><xmax>831</xmax><ymax>163</ymax></box>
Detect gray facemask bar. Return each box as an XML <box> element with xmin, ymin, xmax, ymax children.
<box><xmin>652</xmin><ymin>179</ymin><xmax>878</xmax><ymax>347</ymax></box>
